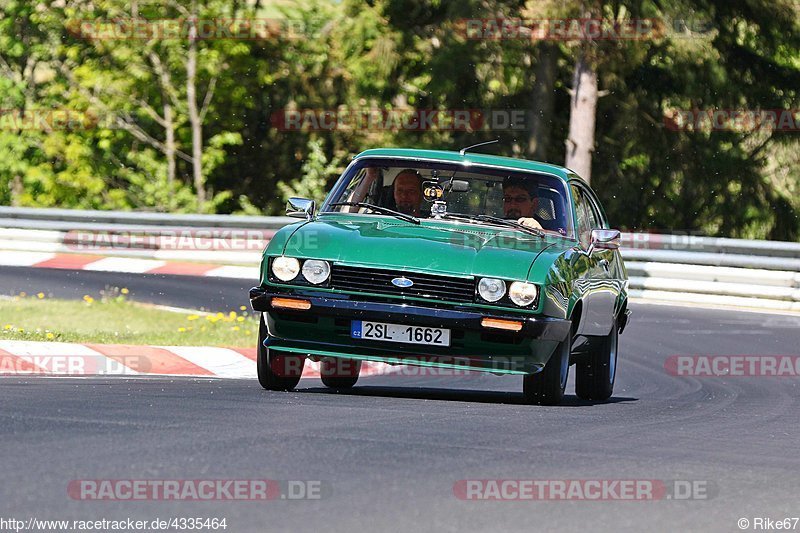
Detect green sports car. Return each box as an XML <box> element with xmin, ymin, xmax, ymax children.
<box><xmin>249</xmin><ymin>148</ymin><xmax>629</xmax><ymax>405</ymax></box>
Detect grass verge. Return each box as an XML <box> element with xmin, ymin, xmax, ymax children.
<box><xmin>0</xmin><ymin>292</ymin><xmax>258</xmax><ymax>347</ymax></box>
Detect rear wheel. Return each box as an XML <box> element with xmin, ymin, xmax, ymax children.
<box><xmin>522</xmin><ymin>332</ymin><xmax>571</xmax><ymax>405</ymax></box>
<box><xmin>575</xmin><ymin>320</ymin><xmax>618</xmax><ymax>401</ymax></box>
<box><xmin>257</xmin><ymin>316</ymin><xmax>305</xmax><ymax>391</ymax></box>
<box><xmin>320</xmin><ymin>358</ymin><xmax>362</xmax><ymax>390</ymax></box>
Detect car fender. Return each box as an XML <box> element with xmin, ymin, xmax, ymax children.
<box><xmin>542</xmin><ymin>247</ymin><xmax>617</xmax><ymax>337</ymax></box>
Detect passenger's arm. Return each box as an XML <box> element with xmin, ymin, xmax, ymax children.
<box><xmin>344</xmin><ymin>170</ymin><xmax>380</xmax><ymax>212</ymax></box>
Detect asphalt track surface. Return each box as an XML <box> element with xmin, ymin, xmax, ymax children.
<box><xmin>1</xmin><ymin>266</ymin><xmax>800</xmax><ymax>532</ymax></box>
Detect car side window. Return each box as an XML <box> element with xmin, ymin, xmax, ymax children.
<box><xmin>582</xmin><ymin>189</ymin><xmax>606</xmax><ymax>230</ymax></box>
<box><xmin>584</xmin><ymin>195</ymin><xmax>603</xmax><ymax>231</ymax></box>
<box><xmin>573</xmin><ymin>183</ymin><xmax>607</xmax><ymax>249</ymax></box>
<box><xmin>571</xmin><ymin>185</ymin><xmax>592</xmax><ymax>249</ymax></box>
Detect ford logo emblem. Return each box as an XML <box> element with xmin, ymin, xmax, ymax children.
<box><xmin>391</xmin><ymin>277</ymin><xmax>414</xmax><ymax>288</ymax></box>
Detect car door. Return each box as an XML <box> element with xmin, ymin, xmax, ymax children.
<box><xmin>582</xmin><ymin>185</ymin><xmax>626</xmax><ymax>291</ymax></box>
<box><xmin>570</xmin><ymin>182</ymin><xmax>616</xmax><ymax>337</ymax></box>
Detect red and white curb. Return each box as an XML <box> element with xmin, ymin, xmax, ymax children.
<box><xmin>0</xmin><ymin>251</ymin><xmax>258</xmax><ymax>279</ymax></box>
<box><xmin>0</xmin><ymin>341</ymin><xmax>394</xmax><ymax>379</ymax></box>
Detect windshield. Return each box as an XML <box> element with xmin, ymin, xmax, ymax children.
<box><xmin>322</xmin><ymin>158</ymin><xmax>574</xmax><ymax>237</ymax></box>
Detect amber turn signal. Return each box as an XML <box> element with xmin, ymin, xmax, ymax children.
<box><xmin>271</xmin><ymin>297</ymin><xmax>311</xmax><ymax>310</ymax></box>
<box><xmin>481</xmin><ymin>317</ymin><xmax>523</xmax><ymax>332</ymax></box>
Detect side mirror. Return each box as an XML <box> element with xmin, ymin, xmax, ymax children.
<box><xmin>286</xmin><ymin>197</ymin><xmax>315</xmax><ymax>220</ymax></box>
<box><xmin>588</xmin><ymin>229</ymin><xmax>621</xmax><ymax>254</ymax></box>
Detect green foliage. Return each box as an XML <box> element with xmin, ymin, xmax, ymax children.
<box><xmin>0</xmin><ymin>0</ymin><xmax>798</xmax><ymax>239</ymax></box>
<box><xmin>277</xmin><ymin>138</ymin><xmax>341</xmax><ymax>203</ymax></box>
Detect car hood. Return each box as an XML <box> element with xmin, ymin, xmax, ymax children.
<box><xmin>279</xmin><ymin>215</ymin><xmax>572</xmax><ymax>281</ymax></box>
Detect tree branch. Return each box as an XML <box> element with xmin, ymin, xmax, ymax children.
<box><xmin>149</xmin><ymin>52</ymin><xmax>183</xmax><ymax>110</ymax></box>
<box><xmin>56</xmin><ymin>61</ymin><xmax>194</xmax><ymax>163</ymax></box>
<box><xmin>198</xmin><ymin>75</ymin><xmax>217</xmax><ymax>122</ymax></box>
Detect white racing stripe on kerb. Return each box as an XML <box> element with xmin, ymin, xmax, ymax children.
<box><xmin>204</xmin><ymin>266</ymin><xmax>260</xmax><ymax>279</ymax></box>
<box><xmin>303</xmin><ymin>359</ymin><xmax>321</xmax><ymax>378</ymax></box>
<box><xmin>83</xmin><ymin>257</ymin><xmax>167</xmax><ymax>273</ymax></box>
<box><xmin>162</xmin><ymin>346</ymin><xmax>255</xmax><ymax>379</ymax></box>
<box><xmin>0</xmin><ymin>251</ymin><xmax>56</xmax><ymax>267</ymax></box>
<box><xmin>0</xmin><ymin>341</ymin><xmax>138</xmax><ymax>375</ymax></box>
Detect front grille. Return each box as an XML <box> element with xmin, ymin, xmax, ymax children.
<box><xmin>330</xmin><ymin>265</ymin><xmax>475</xmax><ymax>303</ymax></box>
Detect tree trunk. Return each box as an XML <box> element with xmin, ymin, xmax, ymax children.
<box><xmin>565</xmin><ymin>51</ymin><xmax>598</xmax><ymax>183</ymax></box>
<box><xmin>164</xmin><ymin>100</ymin><xmax>176</xmax><ymax>196</ymax></box>
<box><xmin>527</xmin><ymin>43</ymin><xmax>557</xmax><ymax>161</ymax></box>
<box><xmin>186</xmin><ymin>13</ymin><xmax>205</xmax><ymax>208</ymax></box>
<box><xmin>156</xmin><ymin>62</ymin><xmax>176</xmax><ymax>196</ymax></box>
<box><xmin>11</xmin><ymin>175</ymin><xmax>22</xmax><ymax>206</ymax></box>
<box><xmin>148</xmin><ymin>50</ymin><xmax>177</xmax><ymax>209</ymax></box>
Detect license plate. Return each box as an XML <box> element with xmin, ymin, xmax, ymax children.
<box><xmin>351</xmin><ymin>320</ymin><xmax>451</xmax><ymax>347</ymax></box>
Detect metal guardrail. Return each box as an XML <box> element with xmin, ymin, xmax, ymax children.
<box><xmin>619</xmin><ymin>235</ymin><xmax>800</xmax><ymax>311</ymax></box>
<box><xmin>0</xmin><ymin>206</ymin><xmax>295</xmax><ymax>231</ymax></box>
<box><xmin>621</xmin><ymin>233</ymin><xmax>800</xmax><ymax>259</ymax></box>
<box><xmin>0</xmin><ymin>207</ymin><xmax>798</xmax><ymax>311</ymax></box>
<box><xmin>620</xmin><ymin>249</ymin><xmax>800</xmax><ymax>271</ymax></box>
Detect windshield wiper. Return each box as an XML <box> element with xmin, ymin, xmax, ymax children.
<box><xmin>329</xmin><ymin>202</ymin><xmax>420</xmax><ymax>225</ymax></box>
<box><xmin>442</xmin><ymin>213</ymin><xmax>545</xmax><ymax>237</ymax></box>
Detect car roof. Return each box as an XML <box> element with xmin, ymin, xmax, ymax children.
<box><xmin>354</xmin><ymin>148</ymin><xmax>575</xmax><ymax>182</ymax></box>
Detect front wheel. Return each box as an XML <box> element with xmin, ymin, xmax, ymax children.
<box><xmin>522</xmin><ymin>332</ymin><xmax>571</xmax><ymax>406</ymax></box>
<box><xmin>574</xmin><ymin>320</ymin><xmax>618</xmax><ymax>401</ymax></box>
<box><xmin>257</xmin><ymin>316</ymin><xmax>305</xmax><ymax>391</ymax></box>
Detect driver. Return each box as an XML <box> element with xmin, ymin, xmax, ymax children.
<box><xmin>502</xmin><ymin>176</ymin><xmax>543</xmax><ymax>230</ymax></box>
<box><xmin>392</xmin><ymin>169</ymin><xmax>423</xmax><ymax>217</ymax></box>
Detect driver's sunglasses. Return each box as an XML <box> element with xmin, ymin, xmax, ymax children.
<box><xmin>503</xmin><ymin>195</ymin><xmax>531</xmax><ymax>203</ymax></box>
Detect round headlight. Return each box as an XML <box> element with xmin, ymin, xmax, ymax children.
<box><xmin>302</xmin><ymin>260</ymin><xmax>330</xmax><ymax>285</ymax></box>
<box><xmin>272</xmin><ymin>256</ymin><xmax>300</xmax><ymax>282</ymax></box>
<box><xmin>509</xmin><ymin>282</ymin><xmax>538</xmax><ymax>307</ymax></box>
<box><xmin>478</xmin><ymin>278</ymin><xmax>506</xmax><ymax>303</ymax></box>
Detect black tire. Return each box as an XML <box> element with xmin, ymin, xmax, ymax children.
<box><xmin>522</xmin><ymin>331</ymin><xmax>571</xmax><ymax>405</ymax></box>
<box><xmin>320</xmin><ymin>358</ymin><xmax>361</xmax><ymax>390</ymax></box>
<box><xmin>257</xmin><ymin>316</ymin><xmax>305</xmax><ymax>391</ymax></box>
<box><xmin>575</xmin><ymin>320</ymin><xmax>618</xmax><ymax>401</ymax></box>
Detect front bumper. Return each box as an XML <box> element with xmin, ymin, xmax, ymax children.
<box><xmin>249</xmin><ymin>286</ymin><xmax>571</xmax><ymax>374</ymax></box>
